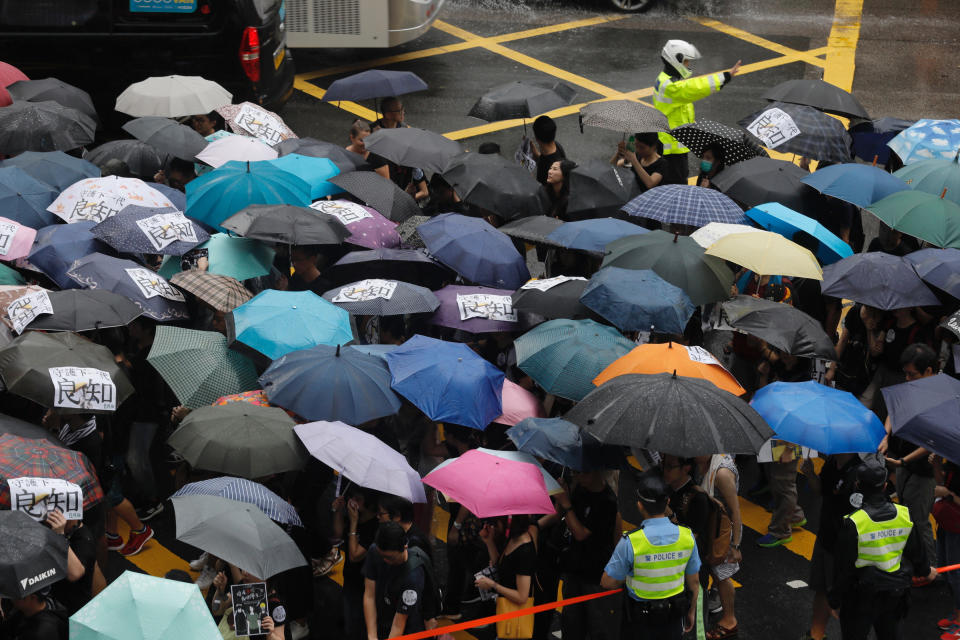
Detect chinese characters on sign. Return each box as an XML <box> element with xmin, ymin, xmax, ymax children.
<box><xmin>48</xmin><ymin>366</ymin><xmax>117</xmax><ymax>411</ymax></box>
<box><xmin>68</xmin><ymin>191</ymin><xmax>126</xmax><ymax>223</ymax></box>
<box><xmin>684</xmin><ymin>345</ymin><xmax>721</xmax><ymax>366</ymax></box>
<box><xmin>135</xmin><ymin>212</ymin><xmax>199</xmax><ymax>251</ymax></box>
<box><xmin>311</xmin><ymin>200</ymin><xmax>372</xmax><ymax>225</ymax></box>
<box><xmin>0</xmin><ymin>220</ymin><xmax>18</xmax><ymax>256</ymax></box>
<box><xmin>234</xmin><ymin>104</ymin><xmax>287</xmax><ymax>146</ymax></box>
<box><xmin>125</xmin><ymin>268</ymin><xmax>186</xmax><ymax>302</ymax></box>
<box><xmin>456</xmin><ymin>294</ymin><xmax>517</xmax><ymax>322</ymax></box>
<box><xmin>7</xmin><ymin>478</ymin><xmax>83</xmax><ymax>521</ymax></box>
<box><xmin>332</xmin><ymin>279</ymin><xmax>398</xmax><ymax>303</ymax></box>
<box><xmin>746</xmin><ymin>108</ymin><xmax>801</xmax><ymax>149</ymax></box>
<box><xmin>519</xmin><ymin>276</ymin><xmax>587</xmax><ymax>292</ymax></box>
<box><xmin>7</xmin><ymin>290</ymin><xmax>53</xmax><ymax>335</ymax></box>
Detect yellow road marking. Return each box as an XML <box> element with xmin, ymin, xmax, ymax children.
<box><xmin>293</xmin><ymin>78</ymin><xmax>380</xmax><ymax>121</ymax></box>
<box><xmin>738</xmin><ymin>496</ymin><xmax>816</xmax><ymax>561</ymax></box>
<box><xmin>823</xmin><ymin>0</ymin><xmax>863</xmax><ymax>92</ymax></box>
<box><xmin>690</xmin><ymin>17</ymin><xmax>827</xmax><ymax>68</ymax></box>
<box><xmin>115</xmin><ymin>519</ymin><xmax>198</xmax><ymax>579</ymax></box>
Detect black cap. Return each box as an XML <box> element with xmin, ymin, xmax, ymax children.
<box><xmin>635</xmin><ymin>472</ymin><xmax>669</xmax><ymax>505</ymax></box>
<box><xmin>374</xmin><ymin>521</ymin><xmax>408</xmax><ymax>552</ymax></box>
<box><xmin>856</xmin><ymin>460</ymin><xmax>888</xmax><ymax>494</ymax></box>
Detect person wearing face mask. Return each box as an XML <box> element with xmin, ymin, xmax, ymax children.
<box><xmin>696</xmin><ymin>143</ymin><xmax>726</xmax><ymax>189</ymax></box>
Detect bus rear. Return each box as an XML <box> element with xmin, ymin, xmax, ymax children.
<box><xmin>284</xmin><ymin>0</ymin><xmax>445</xmax><ymax>49</ymax></box>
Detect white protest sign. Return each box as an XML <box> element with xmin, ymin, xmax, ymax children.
<box><xmin>135</xmin><ymin>212</ymin><xmax>198</xmax><ymax>252</ymax></box>
<box><xmin>685</xmin><ymin>345</ymin><xmax>721</xmax><ymax>366</ymax></box>
<box><xmin>519</xmin><ymin>276</ymin><xmax>587</xmax><ymax>292</ymax></box>
<box><xmin>125</xmin><ymin>268</ymin><xmax>186</xmax><ymax>302</ymax></box>
<box><xmin>234</xmin><ymin>103</ymin><xmax>287</xmax><ymax>146</ymax></box>
<box><xmin>456</xmin><ymin>294</ymin><xmax>517</xmax><ymax>322</ymax></box>
<box><xmin>8</xmin><ymin>477</ymin><xmax>83</xmax><ymax>521</ymax></box>
<box><xmin>0</xmin><ymin>220</ymin><xmax>19</xmax><ymax>256</ymax></box>
<box><xmin>311</xmin><ymin>200</ymin><xmax>373</xmax><ymax>225</ymax></box>
<box><xmin>746</xmin><ymin>107</ymin><xmax>802</xmax><ymax>149</ymax></box>
<box><xmin>332</xmin><ymin>279</ymin><xmax>398</xmax><ymax>303</ymax></box>
<box><xmin>49</xmin><ymin>366</ymin><xmax>117</xmax><ymax>411</ymax></box>
<box><xmin>7</xmin><ymin>290</ymin><xmax>53</xmax><ymax>335</ymax></box>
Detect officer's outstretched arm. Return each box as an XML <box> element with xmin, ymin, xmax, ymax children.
<box><xmin>600</xmin><ymin>571</ymin><xmax>624</xmax><ymax>590</ymax></box>
<box><xmin>663</xmin><ymin>72</ymin><xmax>727</xmax><ymax>104</ymax></box>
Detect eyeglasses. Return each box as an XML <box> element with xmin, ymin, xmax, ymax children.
<box><xmin>385</xmin><ymin>107</ymin><xmax>405</xmax><ymax>114</ymax></box>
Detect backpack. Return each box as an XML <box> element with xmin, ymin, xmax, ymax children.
<box><xmin>403</xmin><ymin>546</ymin><xmax>444</xmax><ymax>619</ymax></box>
<box><xmin>693</xmin><ymin>486</ymin><xmax>733</xmax><ymax>566</ymax></box>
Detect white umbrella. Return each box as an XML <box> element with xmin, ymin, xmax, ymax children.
<box><xmin>115</xmin><ymin>75</ymin><xmax>232</xmax><ymax>118</ymax></box>
<box><xmin>195</xmin><ymin>135</ymin><xmax>278</xmax><ymax>169</ymax></box>
<box><xmin>46</xmin><ymin>176</ymin><xmax>175</xmax><ymax>224</ymax></box>
<box><xmin>689</xmin><ymin>222</ymin><xmax>763</xmax><ymax>249</ymax></box>
<box><xmin>294</xmin><ymin>420</ymin><xmax>427</xmax><ymax>503</ymax></box>
<box><xmin>431</xmin><ymin>447</ymin><xmax>562</xmax><ymax>496</ymax></box>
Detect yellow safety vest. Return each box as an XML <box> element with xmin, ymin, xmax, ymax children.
<box><xmin>626</xmin><ymin>525</ymin><xmax>695</xmax><ymax>600</ymax></box>
<box><xmin>846</xmin><ymin>504</ymin><xmax>913</xmax><ymax>572</ymax></box>
<box><xmin>653</xmin><ymin>70</ymin><xmax>726</xmax><ymax>155</ymax></box>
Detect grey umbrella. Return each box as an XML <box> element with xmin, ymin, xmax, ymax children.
<box><xmin>720</xmin><ymin>295</ymin><xmax>837</xmax><ymax>360</ymax></box>
<box><xmin>566</xmin><ymin>373</ymin><xmax>773</xmax><ymax>456</ymax></box>
<box><xmin>363</xmin><ymin>127</ymin><xmax>463</xmax><ymax>174</ymax></box>
<box><xmin>711</xmin><ymin>157</ymin><xmax>822</xmax><ymax>217</ymax></box>
<box><xmin>396</xmin><ymin>215</ymin><xmax>430</xmax><ymax>249</ymax></box>
<box><xmin>172</xmin><ymin>494</ymin><xmax>306</xmax><ymax>579</ymax></box>
<box><xmin>329</xmin><ymin>171</ymin><xmax>421</xmax><ymax>223</ymax></box>
<box><xmin>323</xmin><ymin>279</ymin><xmax>439</xmax><ymax>316</ymax></box>
<box><xmin>7</xmin><ymin>77</ymin><xmax>98</xmax><ymax>122</ymax></box>
<box><xmin>84</xmin><ymin>140</ymin><xmax>169</xmax><ymax>179</ymax></box>
<box><xmin>578</xmin><ymin>100</ymin><xmax>669</xmax><ymax>134</ymax></box>
<box><xmin>0</xmin><ymin>101</ymin><xmax>96</xmax><ymax>155</ymax></box>
<box><xmin>0</xmin><ymin>511</ymin><xmax>69</xmax><ymax>599</ymax></box>
<box><xmin>442</xmin><ymin>152</ymin><xmax>544</xmax><ymax>220</ymax></box>
<box><xmin>469</xmin><ymin>80</ymin><xmax>576</xmax><ymax>122</ymax></box>
<box><xmin>764</xmin><ymin>78</ymin><xmax>869</xmax><ymax>120</ymax></box>
<box><xmin>499</xmin><ymin>215</ymin><xmax>565</xmax><ymax>246</ymax></box>
<box><xmin>738</xmin><ymin>102</ymin><xmax>852</xmax><ymax>164</ymax></box>
<box><xmin>222</xmin><ymin>204</ymin><xmax>350</xmax><ymax>245</ymax></box>
<box><xmin>122</xmin><ymin>117</ymin><xmax>208</xmax><ymax>162</ymax></box>
<box><xmin>566</xmin><ymin>161</ymin><xmax>640</xmax><ymax>220</ymax></box>
<box><xmin>25</xmin><ymin>289</ymin><xmax>143</xmax><ymax>333</ymax></box>
<box><xmin>276</xmin><ymin>137</ymin><xmax>366</xmax><ymax>173</ymax></box>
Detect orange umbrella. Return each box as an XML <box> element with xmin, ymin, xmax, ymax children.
<box><xmin>593</xmin><ymin>342</ymin><xmax>745</xmax><ymax>396</ymax></box>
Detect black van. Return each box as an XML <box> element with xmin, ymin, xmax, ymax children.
<box><xmin>0</xmin><ymin>0</ymin><xmax>294</xmax><ymax>125</ymax></box>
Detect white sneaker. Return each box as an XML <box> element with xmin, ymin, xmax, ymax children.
<box><xmin>290</xmin><ymin>620</ymin><xmax>310</xmax><ymax>640</ymax></box>
<box><xmin>189</xmin><ymin>552</ymin><xmax>210</xmax><ymax>571</ymax></box>
<box><xmin>196</xmin><ymin>565</ymin><xmax>217</xmax><ymax>590</ymax></box>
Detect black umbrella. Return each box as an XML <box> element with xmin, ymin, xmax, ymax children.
<box><xmin>469</xmin><ymin>80</ymin><xmax>576</xmax><ymax>122</ymax></box>
<box><xmin>0</xmin><ymin>101</ymin><xmax>96</xmax><ymax>155</ymax></box>
<box><xmin>0</xmin><ymin>511</ymin><xmax>69</xmax><ymax>599</ymax></box>
<box><xmin>711</xmin><ymin>157</ymin><xmax>822</xmax><ymax>217</ymax></box>
<box><xmin>122</xmin><ymin>117</ymin><xmax>208</xmax><ymax>162</ymax></box>
<box><xmin>221</xmin><ymin>204</ymin><xmax>350</xmax><ymax>245</ymax></box>
<box><xmin>363</xmin><ymin>127</ymin><xmax>462</xmax><ymax>174</ymax></box>
<box><xmin>322</xmin><ymin>69</ymin><xmax>428</xmax><ymax>102</ymax></box>
<box><xmin>276</xmin><ymin>137</ymin><xmax>366</xmax><ymax>173</ymax></box>
<box><xmin>566</xmin><ymin>161</ymin><xmax>640</xmax><ymax>220</ymax></box>
<box><xmin>7</xmin><ymin>77</ymin><xmax>99</xmax><ymax>122</ymax></box>
<box><xmin>396</xmin><ymin>215</ymin><xmax>430</xmax><ymax>249</ymax></box>
<box><xmin>763</xmin><ymin>78</ymin><xmax>869</xmax><ymax>120</ymax></box>
<box><xmin>820</xmin><ymin>252</ymin><xmax>941</xmax><ymax>310</ymax></box>
<box><xmin>566</xmin><ymin>373</ymin><xmax>773</xmax><ymax>455</ymax></box>
<box><xmin>324</xmin><ymin>248</ymin><xmax>451</xmax><ymax>289</ymax></box>
<box><xmin>511</xmin><ymin>277</ymin><xmax>594</xmax><ymax>320</ymax></box>
<box><xmin>721</xmin><ymin>295</ymin><xmax>837</xmax><ymax>360</ymax></box>
<box><xmin>578</xmin><ymin>100</ymin><xmax>669</xmax><ymax>134</ymax></box>
<box><xmin>441</xmin><ymin>152</ymin><xmax>544</xmax><ymax>220</ymax></box>
<box><xmin>84</xmin><ymin>140</ymin><xmax>170</xmax><ymax>179</ymax></box>
<box><xmin>0</xmin><ymin>412</ymin><xmax>62</xmax><ymax>443</ymax></box>
<box><xmin>329</xmin><ymin>171</ymin><xmax>421</xmax><ymax>223</ymax></box>
<box><xmin>499</xmin><ymin>215</ymin><xmax>565</xmax><ymax>246</ymax></box>
<box><xmin>669</xmin><ymin>120</ymin><xmax>767</xmax><ymax>165</ymax></box>
<box><xmin>25</xmin><ymin>289</ymin><xmax>143</xmax><ymax>333</ymax></box>
<box><xmin>739</xmin><ymin>102</ymin><xmax>852</xmax><ymax>163</ymax></box>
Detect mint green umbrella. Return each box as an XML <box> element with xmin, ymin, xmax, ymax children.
<box><xmin>894</xmin><ymin>157</ymin><xmax>960</xmax><ymax>206</ymax></box>
<box><xmin>0</xmin><ymin>263</ymin><xmax>25</xmax><ymax>285</ymax></box>
<box><xmin>158</xmin><ymin>233</ymin><xmax>275</xmax><ymax>282</ymax></box>
<box><xmin>866</xmin><ymin>190</ymin><xmax>960</xmax><ymax>249</ymax></box>
<box><xmin>69</xmin><ymin>570</ymin><xmax>220</xmax><ymax>640</ymax></box>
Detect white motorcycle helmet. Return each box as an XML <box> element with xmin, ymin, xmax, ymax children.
<box><xmin>661</xmin><ymin>40</ymin><xmax>701</xmax><ymax>79</ymax></box>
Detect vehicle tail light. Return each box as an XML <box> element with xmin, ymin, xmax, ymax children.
<box><xmin>239</xmin><ymin>26</ymin><xmax>261</xmax><ymax>83</ymax></box>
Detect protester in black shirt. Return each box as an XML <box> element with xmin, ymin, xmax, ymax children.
<box><xmin>475</xmin><ymin>515</ymin><xmax>537</xmax><ymax>640</ymax></box>
<box><xmin>377</xmin><ymin>495</ymin><xmax>431</xmax><ymax>559</ymax></box>
<box><xmin>531</xmin><ymin>115</ymin><xmax>566</xmax><ymax>185</ymax></box>
<box><xmin>47</xmin><ymin>510</ymin><xmax>97</xmax><ymax>616</ymax></box>
<box><xmin>538</xmin><ymin>159</ymin><xmax>575</xmax><ymax>220</ymax></box>
<box><xmin>0</xmin><ymin>589</ymin><xmax>69</xmax><ymax>640</ymax></box>
<box><xmin>613</xmin><ymin>132</ymin><xmax>667</xmax><ymax>193</ymax></box>
<box><xmin>286</xmin><ymin>245</ymin><xmax>333</xmax><ymax>297</ymax></box>
<box><xmin>363</xmin><ymin>522</ymin><xmax>428</xmax><ymax>640</ymax></box>
<box><xmin>695</xmin><ymin>143</ymin><xmax>726</xmax><ymax>189</ymax></box>
<box><xmin>335</xmin><ymin>488</ymin><xmax>379</xmax><ymax>640</ymax></box>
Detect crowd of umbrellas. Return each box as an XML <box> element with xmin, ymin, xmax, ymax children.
<box><xmin>2</xmin><ymin>56</ymin><xmax>960</xmax><ymax>637</ymax></box>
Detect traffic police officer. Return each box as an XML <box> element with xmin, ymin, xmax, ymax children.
<box><xmin>601</xmin><ymin>473</ymin><xmax>700</xmax><ymax>639</ymax></box>
<box><xmin>828</xmin><ymin>460</ymin><xmax>938</xmax><ymax>640</ymax></box>
<box><xmin>653</xmin><ymin>40</ymin><xmax>741</xmax><ymax>182</ymax></box>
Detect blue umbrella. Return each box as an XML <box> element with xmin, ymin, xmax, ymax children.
<box><xmin>28</xmin><ymin>222</ymin><xmax>109</xmax><ymax>289</ymax></box>
<box><xmin>267</xmin><ymin>154</ymin><xmax>340</xmax><ymax>200</ymax></box>
<box><xmin>349</xmin><ymin>344</ymin><xmax>398</xmax><ymax>360</ymax></box>
<box><xmin>322</xmin><ymin>69</ymin><xmax>428</xmax><ymax>102</ymax></box>
<box><xmin>228</xmin><ymin>289</ymin><xmax>353</xmax><ymax>361</ymax></box>
<box><xmin>580</xmin><ymin>267</ymin><xmax>695</xmax><ymax>334</ymax></box>
<box><xmin>259</xmin><ymin>344</ymin><xmax>402</xmax><ymax>424</ymax></box>
<box><xmin>882</xmin><ymin>374</ymin><xmax>960</xmax><ymax>463</ymax></box>
<box><xmin>545</xmin><ymin>218</ymin><xmax>648</xmax><ymax>254</ymax></box>
<box><xmin>744</xmin><ymin>202</ymin><xmax>853</xmax><ymax>265</ymax></box>
<box><xmin>385</xmin><ymin>334</ymin><xmax>504</xmax><ymax>430</ymax></box>
<box><xmin>0</xmin><ymin>166</ymin><xmax>59</xmax><ymax>229</ymax></box>
<box><xmin>185</xmin><ymin>160</ymin><xmax>311</xmax><ymax>231</ymax></box>
<box><xmin>751</xmin><ymin>380</ymin><xmax>885</xmax><ymax>454</ymax></box>
<box><xmin>90</xmin><ymin>205</ymin><xmax>209</xmax><ymax>256</ymax></box>
<box><xmin>171</xmin><ymin>476</ymin><xmax>303</xmax><ymax>526</ymax></box>
<box><xmin>507</xmin><ymin>417</ymin><xmax>603</xmax><ymax>471</ymax></box>
<box><xmin>418</xmin><ymin>213</ymin><xmax>529</xmax><ymax>289</ymax></box>
<box><xmin>622</xmin><ymin>184</ymin><xmax>747</xmax><ymax>227</ymax></box>
<box><xmin>0</xmin><ymin>150</ymin><xmax>99</xmax><ymax>190</ymax></box>
<box><xmin>800</xmin><ymin>162</ymin><xmax>910</xmax><ymax>208</ymax></box>
<box><xmin>157</xmin><ymin>233</ymin><xmax>275</xmax><ymax>282</ymax></box>
<box><xmin>513</xmin><ymin>318</ymin><xmax>633</xmax><ymax>401</ymax></box>
<box><xmin>905</xmin><ymin>247</ymin><xmax>960</xmax><ymax>298</ymax></box>
<box><xmin>66</xmin><ymin>253</ymin><xmax>189</xmax><ymax>322</ymax></box>
<box><xmin>887</xmin><ymin>118</ymin><xmax>960</xmax><ymax>164</ymax></box>
<box><xmin>850</xmin><ymin>117</ymin><xmax>914</xmax><ymax>164</ymax></box>
<box><xmin>894</xmin><ymin>158</ymin><xmax>960</xmax><ymax>206</ymax></box>
<box><xmin>821</xmin><ymin>252</ymin><xmax>941</xmax><ymax>310</ymax></box>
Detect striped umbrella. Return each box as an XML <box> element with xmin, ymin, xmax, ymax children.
<box><xmin>322</xmin><ymin>279</ymin><xmax>439</xmax><ymax>316</ymax></box>
<box><xmin>623</xmin><ymin>184</ymin><xmax>746</xmax><ymax>227</ymax></box>
<box><xmin>172</xmin><ymin>476</ymin><xmax>302</xmax><ymax>526</ymax></box>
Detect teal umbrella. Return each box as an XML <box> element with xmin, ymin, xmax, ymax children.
<box><xmin>0</xmin><ymin>263</ymin><xmax>25</xmax><ymax>285</ymax></box>
<box><xmin>158</xmin><ymin>233</ymin><xmax>275</xmax><ymax>282</ymax></box>
<box><xmin>866</xmin><ymin>190</ymin><xmax>960</xmax><ymax>249</ymax></box>
<box><xmin>894</xmin><ymin>157</ymin><xmax>960</xmax><ymax>206</ymax></box>
<box><xmin>69</xmin><ymin>570</ymin><xmax>221</xmax><ymax>640</ymax></box>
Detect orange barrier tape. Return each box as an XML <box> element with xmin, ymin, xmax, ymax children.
<box><xmin>394</xmin><ymin>588</ymin><xmax>623</xmax><ymax>640</ymax></box>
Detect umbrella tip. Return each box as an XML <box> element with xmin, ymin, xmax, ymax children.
<box><xmin>667</xmin><ymin>341</ymin><xmax>672</xmax><ymax>348</ymax></box>
<box><xmin>336</xmin><ymin>344</ymin><xmax>341</xmax><ymax>357</ymax></box>
<box><xmin>942</xmin><ymin>188</ymin><xmax>949</xmax><ymax>199</ymax></box>
<box><xmin>672</xmin><ymin>369</ymin><xmax>678</xmax><ymax>379</ymax></box>
<box><xmin>673</xmin><ymin>232</ymin><xmax>679</xmax><ymax>243</ymax></box>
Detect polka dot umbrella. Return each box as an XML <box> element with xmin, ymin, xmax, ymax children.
<box><xmin>669</xmin><ymin>120</ymin><xmax>767</xmax><ymax>165</ymax></box>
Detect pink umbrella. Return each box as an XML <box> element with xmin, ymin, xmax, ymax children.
<box><xmin>0</xmin><ymin>217</ymin><xmax>38</xmax><ymax>262</ymax></box>
<box><xmin>0</xmin><ymin>61</ymin><xmax>28</xmax><ymax>108</ymax></box>
<box><xmin>310</xmin><ymin>199</ymin><xmax>399</xmax><ymax>249</ymax></box>
<box><xmin>422</xmin><ymin>448</ymin><xmax>555</xmax><ymax>518</ymax></box>
<box><xmin>493</xmin><ymin>379</ymin><xmax>545</xmax><ymax>426</ymax></box>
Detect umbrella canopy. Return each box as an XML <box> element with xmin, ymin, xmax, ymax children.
<box><xmin>743</xmin><ymin>202</ymin><xmax>853</xmax><ymax>265</ymax></box>
<box><xmin>887</xmin><ymin>118</ymin><xmax>960</xmax><ymax>164</ymax></box>
<box><xmin>441</xmin><ymin>152</ymin><xmax>544</xmax><ymax>220</ymax></box>
<box><xmin>905</xmin><ymin>248</ymin><xmax>960</xmax><ymax>298</ymax></box>
<box><xmin>418</xmin><ymin>213</ymin><xmax>529</xmax><ymax>289</ymax></box>
<box><xmin>0</xmin><ymin>412</ymin><xmax>61</xmax><ymax>442</ymax></box>
<box><xmin>169</xmin><ymin>270</ymin><xmax>252</xmax><ymax>312</ymax></box>
<box><xmin>276</xmin><ymin>137</ymin><xmax>366</xmax><ymax>173</ymax></box>
<box><xmin>385</xmin><ymin>334</ymin><xmax>504</xmax><ymax>430</ymax></box>
<box><xmin>260</xmin><ymin>344</ymin><xmax>402</xmax><ymax>424</ymax></box>
<box><xmin>69</xmin><ymin>570</ymin><xmax>221</xmax><ymax>640</ymax></box>
<box><xmin>309</xmin><ymin>200</ymin><xmax>399</xmax><ymax>250</ymax></box>
<box><xmin>566</xmin><ymin>162</ymin><xmax>640</xmax><ymax>220</ymax></box>
<box><xmin>115</xmin><ymin>75</ymin><xmax>232</xmax><ymax>118</ymax></box>
<box><xmin>421</xmin><ymin>449</ymin><xmax>554</xmax><ymax>518</ymax></box>
<box><xmin>0</xmin><ymin>510</ymin><xmax>68</xmax><ymax>599</ymax></box>
<box><xmin>0</xmin><ymin>332</ymin><xmax>134</xmax><ymax>413</ymax></box>
<box><xmin>158</xmin><ymin>233</ymin><xmax>275</xmax><ymax>282</ymax></box>
<box><xmin>0</xmin><ymin>166</ymin><xmax>59</xmax><ymax>229</ymax></box>
<box><xmin>469</xmin><ymin>80</ymin><xmax>576</xmax><ymax>121</ymax></box>
<box><xmin>430</xmin><ymin>284</ymin><xmax>520</xmax><ymax>333</ymax></box>
<box><xmin>821</xmin><ymin>252</ymin><xmax>941</xmax><ymax>310</ymax></box>
<box><xmin>800</xmin><ymin>162</ymin><xmax>910</xmax><ymax>209</ymax></box>
<box><xmin>545</xmin><ymin>218</ymin><xmax>648</xmax><ymax>254</ymax></box>
<box><xmin>90</xmin><ymin>204</ymin><xmax>208</xmax><ymax>255</ymax></box>
<box><xmin>739</xmin><ymin>102</ymin><xmax>852</xmax><ymax>163</ymax></box>
<box><xmin>328</xmin><ymin>171</ymin><xmax>420</xmax><ymax>223</ymax></box>
<box><xmin>216</xmin><ymin>102</ymin><xmax>297</xmax><ymax>145</ymax></box>
<box><xmin>0</xmin><ymin>264</ymin><xmax>25</xmax><ymax>286</ymax></box>
<box><xmin>168</xmin><ymin>404</ymin><xmax>307</xmax><ymax>478</ymax></box>
<box><xmin>195</xmin><ymin>135</ymin><xmax>278</xmax><ymax>169</ymax></box>
<box><xmin>324</xmin><ymin>248</ymin><xmax>450</xmax><ymax>290</ymax></box>
<box><xmin>0</xmin><ymin>434</ymin><xmax>104</xmax><ymax>511</ymax></box>
<box><xmin>24</xmin><ymin>290</ymin><xmax>142</xmax><ymax>333</ymax></box>
<box><xmin>172</xmin><ymin>494</ymin><xmax>306</xmax><ymax>579</ymax></box>
<box><xmin>147</xmin><ymin>326</ymin><xmax>259</xmax><ymax>408</ymax></box>
<box><xmin>511</xmin><ymin>276</ymin><xmax>592</xmax><ymax>320</ymax></box>
<box><xmin>396</xmin><ymin>215</ymin><xmax>429</xmax><ymax>249</ymax></box>
<box><xmin>594</xmin><ymin>342</ymin><xmax>745</xmax><ymax>396</ymax></box>
<box><xmin>567</xmin><ymin>373</ymin><xmax>773</xmax><ymax>455</ymax></box>
<box><xmin>48</xmin><ymin>176</ymin><xmax>175</xmax><ymax>224</ymax></box>
<box><xmin>895</xmin><ymin>158</ymin><xmax>960</xmax><ymax>206</ymax></box>
<box><xmin>0</xmin><ymin>60</ymin><xmax>28</xmax><ymax>88</ymax></box>
<box><xmin>0</xmin><ymin>101</ymin><xmax>96</xmax><ymax>155</ymax></box>
<box><xmin>122</xmin><ymin>116</ymin><xmax>208</xmax><ymax>161</ymax></box>
<box><xmin>721</xmin><ymin>295</ymin><xmax>837</xmax><ymax>360</ymax></box>
<box><xmin>602</xmin><ymin>230</ymin><xmax>734</xmax><ymax>305</ymax></box>
<box><xmin>499</xmin><ymin>215</ymin><xmax>565</xmax><ymax>246</ymax></box>
<box><xmin>882</xmin><ymin>374</ymin><xmax>960</xmax><ymax>464</ymax></box>
<box><xmin>752</xmin><ymin>380</ymin><xmax>885</xmax><ymax>453</ymax></box>
<box><xmin>222</xmin><ymin>203</ymin><xmax>349</xmax><ymax>246</ymax></box>
<box><xmin>580</xmin><ymin>267</ymin><xmax>695</xmax><ymax>333</ymax></box>
<box><xmin>227</xmin><ymin>290</ymin><xmax>353</xmax><ymax>361</ymax></box>
<box><xmin>867</xmin><ymin>190</ymin><xmax>960</xmax><ymax>249</ymax></box>
<box><xmin>363</xmin><ymin>127</ymin><xmax>462</xmax><ymax>174</ymax></box>
<box><xmin>322</xmin><ymin>69</ymin><xmax>428</xmax><ymax>102</ymax></box>
<box><xmin>67</xmin><ymin>253</ymin><xmax>189</xmax><ymax>322</ymax></box>
<box><xmin>851</xmin><ymin>117</ymin><xmax>915</xmax><ymax>164</ymax></box>
<box><xmin>515</xmin><ymin>318</ymin><xmax>633</xmax><ymax>401</ymax></box>
<box><xmin>689</xmin><ymin>222</ymin><xmax>763</xmax><ymax>249</ymax></box>
<box><xmin>28</xmin><ymin>221</ymin><xmax>108</xmax><ymax>289</ymax></box>
<box><xmin>185</xmin><ymin>160</ymin><xmax>312</xmax><ymax>231</ymax></box>
<box><xmin>507</xmin><ymin>417</ymin><xmax>601</xmax><ymax>471</ymax></box>
<box><xmin>668</xmin><ymin>120</ymin><xmax>766</xmax><ymax>165</ymax></box>
<box><xmin>324</xmin><ymin>279</ymin><xmax>439</xmax><ymax>316</ymax></box>
<box><xmin>493</xmin><ymin>379</ymin><xmax>546</xmax><ymax>426</ymax></box>
<box><xmin>0</xmin><ymin>216</ymin><xmax>36</xmax><ymax>261</ymax></box>
<box><xmin>172</xmin><ymin>477</ymin><xmax>302</xmax><ymax>526</ymax></box>
<box><xmin>705</xmin><ymin>230</ymin><xmax>823</xmax><ymax>279</ymax></box>
<box><xmin>294</xmin><ymin>421</ymin><xmax>425</xmax><ymax>502</ymax></box>
<box><xmin>84</xmin><ymin>140</ymin><xmax>169</xmax><ymax>180</ymax></box>
<box><xmin>622</xmin><ymin>184</ymin><xmax>747</xmax><ymax>227</ymax></box>
<box><xmin>712</xmin><ymin>157</ymin><xmax>821</xmax><ymax>216</ymax></box>
<box><xmin>578</xmin><ymin>100</ymin><xmax>668</xmax><ymax>133</ymax></box>
<box><xmin>267</xmin><ymin>154</ymin><xmax>340</xmax><ymax>200</ymax></box>
<box><xmin>763</xmin><ymin>78</ymin><xmax>869</xmax><ymax>119</ymax></box>
<box><xmin>0</xmin><ymin>150</ymin><xmax>99</xmax><ymax>191</ymax></box>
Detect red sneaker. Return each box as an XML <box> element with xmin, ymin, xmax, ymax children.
<box><xmin>119</xmin><ymin>526</ymin><xmax>154</xmax><ymax>556</ymax></box>
<box><xmin>106</xmin><ymin>532</ymin><xmax>124</xmax><ymax>551</ymax></box>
